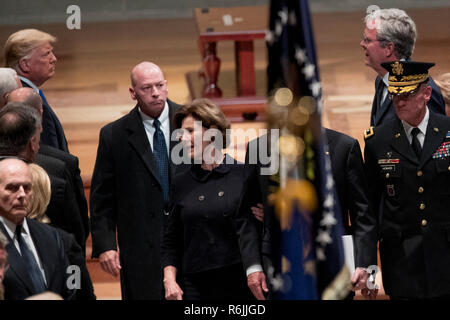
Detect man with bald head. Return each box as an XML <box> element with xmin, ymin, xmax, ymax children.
<box><xmin>0</xmin><ymin>158</ymin><xmax>74</xmax><ymax>300</ymax></box>
<box><xmin>90</xmin><ymin>61</ymin><xmax>182</xmax><ymax>299</ymax></box>
<box><xmin>7</xmin><ymin>87</ymin><xmax>43</xmax><ymax>114</ymax></box>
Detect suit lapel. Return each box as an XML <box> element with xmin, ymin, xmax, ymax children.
<box><xmin>371</xmin><ymin>77</ymin><xmax>383</xmax><ymax>126</ymax></box>
<box><xmin>375</xmin><ymin>93</ymin><xmax>392</xmax><ymax>126</ymax></box>
<box><xmin>389</xmin><ymin>119</ymin><xmax>419</xmax><ymax>165</ymax></box>
<box><xmin>419</xmin><ymin>112</ymin><xmax>447</xmax><ymax>168</ymax></box>
<box><xmin>0</xmin><ymin>221</ymin><xmax>35</xmax><ymax>294</ymax></box>
<box><xmin>126</xmin><ymin>107</ymin><xmax>162</xmax><ymax>187</ymax></box>
<box><xmin>27</xmin><ymin>219</ymin><xmax>53</xmax><ymax>288</ymax></box>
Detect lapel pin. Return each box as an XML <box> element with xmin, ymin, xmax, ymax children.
<box><xmin>434</xmin><ymin>127</ymin><xmax>439</xmax><ymax>132</ymax></box>
<box><xmin>395</xmin><ymin>133</ymin><xmax>401</xmax><ymax>138</ymax></box>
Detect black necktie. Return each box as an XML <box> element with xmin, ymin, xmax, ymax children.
<box><xmin>153</xmin><ymin>119</ymin><xmax>169</xmax><ymax>203</ymax></box>
<box><xmin>411</xmin><ymin>127</ymin><xmax>422</xmax><ymax>160</ymax></box>
<box><xmin>15</xmin><ymin>224</ymin><xmax>46</xmax><ymax>294</ymax></box>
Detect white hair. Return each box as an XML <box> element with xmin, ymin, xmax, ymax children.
<box><xmin>365</xmin><ymin>8</ymin><xmax>416</xmax><ymax>59</ymax></box>
<box><xmin>0</xmin><ymin>68</ymin><xmax>19</xmax><ymax>99</ymax></box>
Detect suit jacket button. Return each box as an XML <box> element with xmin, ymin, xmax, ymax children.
<box><xmin>421</xmin><ymin>219</ymin><xmax>427</xmax><ymax>226</ymax></box>
<box><xmin>199</xmin><ymin>195</ymin><xmax>205</xmax><ymax>201</ymax></box>
<box><xmin>417</xmin><ymin>170</ymin><xmax>423</xmax><ymax>177</ymax></box>
<box><xmin>420</xmin><ymin>203</ymin><xmax>425</xmax><ymax>210</ymax></box>
<box><xmin>218</xmin><ymin>191</ymin><xmax>224</xmax><ymax>197</ymax></box>
<box><xmin>385</xmin><ymin>173</ymin><xmax>390</xmax><ymax>179</ymax></box>
<box><xmin>418</xmin><ymin>187</ymin><xmax>424</xmax><ymax>194</ymax></box>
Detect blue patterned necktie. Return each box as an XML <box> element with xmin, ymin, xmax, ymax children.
<box><xmin>153</xmin><ymin>119</ymin><xmax>169</xmax><ymax>203</ymax></box>
<box><xmin>38</xmin><ymin>89</ymin><xmax>48</xmax><ymax>106</ymax></box>
<box><xmin>15</xmin><ymin>224</ymin><xmax>46</xmax><ymax>294</ymax></box>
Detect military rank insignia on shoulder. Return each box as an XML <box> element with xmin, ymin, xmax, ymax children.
<box><xmin>364</xmin><ymin>126</ymin><xmax>374</xmax><ymax>140</ymax></box>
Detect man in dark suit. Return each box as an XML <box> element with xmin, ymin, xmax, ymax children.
<box><xmin>354</xmin><ymin>61</ymin><xmax>450</xmax><ymax>299</ymax></box>
<box><xmin>360</xmin><ymin>8</ymin><xmax>445</xmax><ymax>126</ymax></box>
<box><xmin>90</xmin><ymin>61</ymin><xmax>182</xmax><ymax>299</ymax></box>
<box><xmin>243</xmin><ymin>128</ymin><xmax>371</xmax><ymax>299</ymax></box>
<box><xmin>7</xmin><ymin>87</ymin><xmax>89</xmax><ymax>250</ymax></box>
<box><xmin>4</xmin><ymin>28</ymin><xmax>68</xmax><ymax>152</ymax></box>
<box><xmin>0</xmin><ymin>102</ymin><xmax>86</xmax><ymax>252</ymax></box>
<box><xmin>0</xmin><ymin>158</ymin><xmax>74</xmax><ymax>300</ymax></box>
<box><xmin>0</xmin><ymin>229</ymin><xmax>7</xmax><ymax>300</ymax></box>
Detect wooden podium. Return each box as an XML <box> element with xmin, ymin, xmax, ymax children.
<box><xmin>187</xmin><ymin>5</ymin><xmax>268</xmax><ymax>122</ymax></box>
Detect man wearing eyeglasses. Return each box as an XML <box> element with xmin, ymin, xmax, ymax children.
<box><xmin>361</xmin><ymin>8</ymin><xmax>445</xmax><ymax>126</ymax></box>
<box><xmin>352</xmin><ymin>61</ymin><xmax>450</xmax><ymax>300</ymax></box>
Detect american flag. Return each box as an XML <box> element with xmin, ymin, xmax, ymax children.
<box><xmin>266</xmin><ymin>0</ymin><xmax>350</xmax><ymax>299</ymax></box>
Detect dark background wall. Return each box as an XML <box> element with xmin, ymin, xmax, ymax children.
<box><xmin>1</xmin><ymin>0</ymin><xmax>448</xmax><ymax>25</ymax></box>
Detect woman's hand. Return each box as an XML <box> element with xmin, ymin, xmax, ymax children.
<box><xmin>163</xmin><ymin>266</ymin><xmax>183</xmax><ymax>300</ymax></box>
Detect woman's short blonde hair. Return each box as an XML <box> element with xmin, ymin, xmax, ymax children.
<box><xmin>4</xmin><ymin>29</ymin><xmax>56</xmax><ymax>71</ymax></box>
<box><xmin>28</xmin><ymin>163</ymin><xmax>51</xmax><ymax>224</ymax></box>
<box><xmin>435</xmin><ymin>73</ymin><xmax>450</xmax><ymax>106</ymax></box>
<box><xmin>174</xmin><ymin>98</ymin><xmax>231</xmax><ymax>148</ymax></box>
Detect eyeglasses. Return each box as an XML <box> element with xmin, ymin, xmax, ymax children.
<box><xmin>361</xmin><ymin>33</ymin><xmax>387</xmax><ymax>45</ymax></box>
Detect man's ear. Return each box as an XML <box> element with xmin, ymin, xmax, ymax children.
<box><xmin>18</xmin><ymin>58</ymin><xmax>30</xmax><ymax>74</ymax></box>
<box><xmin>384</xmin><ymin>42</ymin><xmax>396</xmax><ymax>58</ymax></box>
<box><xmin>129</xmin><ymin>86</ymin><xmax>136</xmax><ymax>100</ymax></box>
<box><xmin>29</xmin><ymin>135</ymin><xmax>39</xmax><ymax>154</ymax></box>
<box><xmin>424</xmin><ymin>85</ymin><xmax>432</xmax><ymax>102</ymax></box>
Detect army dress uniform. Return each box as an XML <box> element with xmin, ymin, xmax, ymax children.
<box><xmin>361</xmin><ymin>61</ymin><xmax>450</xmax><ymax>299</ymax></box>
<box><xmin>364</xmin><ymin>114</ymin><xmax>450</xmax><ymax>299</ymax></box>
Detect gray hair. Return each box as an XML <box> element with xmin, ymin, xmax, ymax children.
<box><xmin>0</xmin><ymin>68</ymin><xmax>19</xmax><ymax>99</ymax></box>
<box><xmin>0</xmin><ymin>102</ymin><xmax>42</xmax><ymax>156</ymax></box>
<box><xmin>365</xmin><ymin>8</ymin><xmax>416</xmax><ymax>59</ymax></box>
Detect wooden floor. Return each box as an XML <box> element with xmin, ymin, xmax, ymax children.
<box><xmin>1</xmin><ymin>6</ymin><xmax>449</xmax><ymax>300</ymax></box>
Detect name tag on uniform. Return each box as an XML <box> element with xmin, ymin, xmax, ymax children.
<box><xmin>378</xmin><ymin>159</ymin><xmax>399</xmax><ymax>174</ymax></box>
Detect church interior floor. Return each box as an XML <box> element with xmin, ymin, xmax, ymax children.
<box><xmin>1</xmin><ymin>6</ymin><xmax>448</xmax><ymax>300</ymax></box>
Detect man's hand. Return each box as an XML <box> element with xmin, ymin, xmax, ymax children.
<box><xmin>247</xmin><ymin>271</ymin><xmax>268</xmax><ymax>300</ymax></box>
<box><xmin>251</xmin><ymin>203</ymin><xmax>264</xmax><ymax>222</ymax></box>
<box><xmin>99</xmin><ymin>250</ymin><xmax>121</xmax><ymax>277</ymax></box>
<box><xmin>361</xmin><ymin>286</ymin><xmax>378</xmax><ymax>300</ymax></box>
<box><xmin>351</xmin><ymin>267</ymin><xmax>378</xmax><ymax>300</ymax></box>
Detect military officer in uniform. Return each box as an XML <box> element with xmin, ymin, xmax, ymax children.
<box><xmin>352</xmin><ymin>61</ymin><xmax>450</xmax><ymax>300</ymax></box>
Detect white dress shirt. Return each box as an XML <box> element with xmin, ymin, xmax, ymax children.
<box><xmin>139</xmin><ymin>101</ymin><xmax>170</xmax><ymax>156</ymax></box>
<box><xmin>401</xmin><ymin>107</ymin><xmax>429</xmax><ymax>148</ymax></box>
<box><xmin>381</xmin><ymin>72</ymin><xmax>389</xmax><ymax>106</ymax></box>
<box><xmin>0</xmin><ymin>217</ymin><xmax>47</xmax><ymax>285</ymax></box>
<box><xmin>19</xmin><ymin>76</ymin><xmax>40</xmax><ymax>92</ymax></box>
